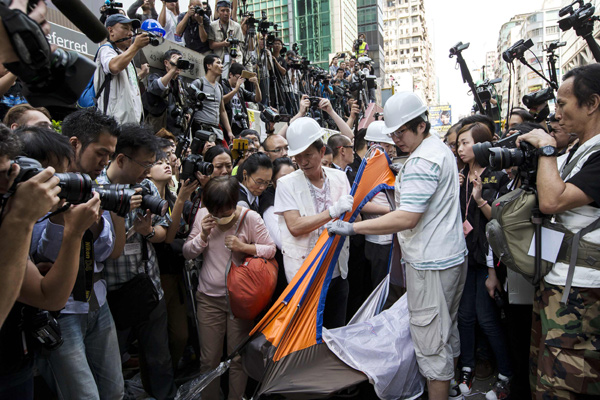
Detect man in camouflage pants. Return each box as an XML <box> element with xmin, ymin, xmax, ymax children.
<box><xmin>517</xmin><ymin>63</ymin><xmax>600</xmax><ymax>399</ymax></box>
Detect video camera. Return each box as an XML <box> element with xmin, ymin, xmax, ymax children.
<box><xmin>233</xmin><ymin>112</ymin><xmax>249</xmax><ymax>130</ymax></box>
<box><xmin>260</xmin><ymin>108</ymin><xmax>291</xmax><ymax>123</ymax></box>
<box><xmin>559</xmin><ymin>0</ymin><xmax>598</xmax><ymax>31</ymax></box>
<box><xmin>502</xmin><ymin>39</ymin><xmax>534</xmax><ymax>63</ymax></box>
<box><xmin>187</xmin><ymin>85</ymin><xmax>216</xmax><ymax>108</ymax></box>
<box><xmin>353</xmin><ymin>38</ymin><xmax>363</xmax><ymax>51</ymax></box>
<box><xmin>522</xmin><ymin>87</ymin><xmax>554</xmax><ymax>109</ymax></box>
<box><xmin>102</xmin><ymin>0</ymin><xmax>123</xmax><ymax>16</ymax></box>
<box><xmin>448</xmin><ymin>41</ymin><xmax>470</xmax><ymax>57</ymax></box>
<box><xmin>175</xmin><ymin>59</ymin><xmax>195</xmax><ymax>70</ymax></box>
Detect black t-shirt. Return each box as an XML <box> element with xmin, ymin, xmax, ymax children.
<box><xmin>177</xmin><ymin>13</ymin><xmax>211</xmax><ymax>53</ymax></box>
<box><xmin>565</xmin><ymin>149</ymin><xmax>600</xmax><ymax>208</ymax></box>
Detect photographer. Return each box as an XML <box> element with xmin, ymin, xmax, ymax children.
<box><xmin>100</xmin><ymin>125</ymin><xmax>176</xmax><ymax>400</ymax></box>
<box><xmin>354</xmin><ymin>33</ymin><xmax>369</xmax><ymax>57</ymax></box>
<box><xmin>329</xmin><ymin>55</ymin><xmax>339</xmax><ymax>76</ymax></box>
<box><xmin>0</xmin><ymin>126</ymin><xmax>60</xmax><ymax>329</ymax></box>
<box><xmin>190</xmin><ymin>54</ymin><xmax>234</xmax><ymax>142</ymax></box>
<box><xmin>222</xmin><ymin>63</ymin><xmax>261</xmax><ymax>137</ymax></box>
<box><xmin>97</xmin><ymin>14</ymin><xmax>150</xmax><ymax>124</ymax></box>
<box><xmin>516</xmin><ymin>64</ymin><xmax>600</xmax><ymax>400</ymax></box>
<box><xmin>0</xmin><ymin>128</ymin><xmax>101</xmax><ymax>398</ymax></box>
<box><xmin>128</xmin><ymin>0</ymin><xmax>158</xmax><ymax>21</ymax></box>
<box><xmin>158</xmin><ymin>0</ymin><xmax>180</xmax><ymax>42</ymax></box>
<box><xmin>145</xmin><ymin>49</ymin><xmax>188</xmax><ymax>133</ymax></box>
<box><xmin>507</xmin><ymin>107</ymin><xmax>534</xmax><ymax>130</ymax></box>
<box><xmin>176</xmin><ymin>0</ymin><xmax>211</xmax><ymax>54</ymax></box>
<box><xmin>30</xmin><ymin>110</ymin><xmax>125</xmax><ymax>399</ymax></box>
<box><xmin>208</xmin><ymin>0</ymin><xmax>244</xmax><ymax>78</ymax></box>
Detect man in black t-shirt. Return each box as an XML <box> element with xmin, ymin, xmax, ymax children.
<box><xmin>176</xmin><ymin>0</ymin><xmax>211</xmax><ymax>54</ymax></box>
<box><xmin>222</xmin><ymin>63</ymin><xmax>261</xmax><ymax>137</ymax></box>
<box><xmin>517</xmin><ymin>63</ymin><xmax>600</xmax><ymax>400</ymax></box>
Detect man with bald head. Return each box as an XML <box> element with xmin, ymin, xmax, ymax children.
<box><xmin>262</xmin><ymin>134</ymin><xmax>288</xmax><ymax>161</ymax></box>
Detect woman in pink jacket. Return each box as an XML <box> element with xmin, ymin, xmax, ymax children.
<box><xmin>183</xmin><ymin>175</ymin><xmax>276</xmax><ymax>400</ymax></box>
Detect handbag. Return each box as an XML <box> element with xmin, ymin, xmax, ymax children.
<box><xmin>106</xmin><ymin>239</ymin><xmax>160</xmax><ymax>330</ymax></box>
<box><xmin>226</xmin><ymin>209</ymin><xmax>278</xmax><ymax>320</ymax></box>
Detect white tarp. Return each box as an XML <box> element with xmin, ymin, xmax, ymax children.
<box><xmin>323</xmin><ymin>280</ymin><xmax>425</xmax><ymax>400</ymax></box>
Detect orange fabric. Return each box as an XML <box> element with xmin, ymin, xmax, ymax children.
<box><xmin>249</xmin><ymin>149</ymin><xmax>396</xmax><ymax>362</ymax></box>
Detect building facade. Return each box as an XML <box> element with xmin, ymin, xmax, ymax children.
<box><xmin>382</xmin><ymin>0</ymin><xmax>435</xmax><ymax>104</ymax></box>
<box><xmin>357</xmin><ymin>0</ymin><xmax>385</xmax><ymax>78</ymax></box>
<box><xmin>245</xmin><ymin>0</ymin><xmax>293</xmax><ymax>44</ymax></box>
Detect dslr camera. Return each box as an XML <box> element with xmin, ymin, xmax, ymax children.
<box><xmin>175</xmin><ymin>59</ymin><xmax>195</xmax><ymax>70</ymax></box>
<box><xmin>260</xmin><ymin>108</ymin><xmax>291</xmax><ymax>123</ymax></box>
<box><xmin>472</xmin><ymin>131</ymin><xmax>538</xmax><ymax>173</ymax></box>
<box><xmin>180</xmin><ymin>155</ymin><xmax>214</xmax><ymax>181</ymax></box>
<box><xmin>194</xmin><ymin>5</ymin><xmax>206</xmax><ymax>16</ymax></box>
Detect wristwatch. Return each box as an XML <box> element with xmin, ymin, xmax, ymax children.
<box><xmin>144</xmin><ymin>227</ymin><xmax>155</xmax><ymax>240</ymax></box>
<box><xmin>538</xmin><ymin>145</ymin><xmax>558</xmax><ymax>157</ymax></box>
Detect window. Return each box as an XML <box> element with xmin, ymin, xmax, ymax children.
<box><xmin>411</xmin><ymin>16</ymin><xmax>418</xmax><ymax>23</ymax></box>
<box><xmin>546</xmin><ymin>25</ymin><xmax>559</xmax><ymax>34</ymax></box>
<box><xmin>413</xmin><ymin>47</ymin><xmax>418</xmax><ymax>53</ymax></box>
<box><xmin>412</xmin><ymin>36</ymin><xmax>419</xmax><ymax>43</ymax></box>
<box><xmin>412</xmin><ymin>27</ymin><xmax>418</xmax><ymax>33</ymax></box>
<box><xmin>411</xmin><ymin>5</ymin><xmax>417</xmax><ymax>12</ymax></box>
<box><xmin>400</xmin><ymin>49</ymin><xmax>404</xmax><ymax>54</ymax></box>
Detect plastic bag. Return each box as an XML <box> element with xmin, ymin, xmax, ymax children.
<box><xmin>323</xmin><ymin>295</ymin><xmax>425</xmax><ymax>400</ymax></box>
<box><xmin>175</xmin><ymin>360</ymin><xmax>231</xmax><ymax>400</ymax></box>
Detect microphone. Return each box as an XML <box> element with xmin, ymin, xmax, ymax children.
<box><xmin>51</xmin><ymin>0</ymin><xmax>108</xmax><ymax>43</ymax></box>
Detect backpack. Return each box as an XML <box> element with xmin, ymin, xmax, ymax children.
<box><xmin>76</xmin><ymin>43</ymin><xmax>114</xmax><ymax>111</ymax></box>
<box><xmin>486</xmin><ymin>143</ymin><xmax>600</xmax><ymax>302</ymax></box>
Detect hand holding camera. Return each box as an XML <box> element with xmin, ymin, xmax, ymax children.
<box><xmin>6</xmin><ymin>166</ymin><xmax>61</xmax><ymax>224</ymax></box>
<box><xmin>63</xmin><ymin>192</ymin><xmax>102</xmax><ymax>237</ymax></box>
<box><xmin>133</xmin><ymin>32</ymin><xmax>151</xmax><ymax>50</ymax></box>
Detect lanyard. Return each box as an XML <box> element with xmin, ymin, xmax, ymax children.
<box><xmin>464</xmin><ymin>166</ymin><xmax>486</xmax><ymax>220</ymax></box>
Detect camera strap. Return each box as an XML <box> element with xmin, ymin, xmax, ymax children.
<box><xmin>73</xmin><ymin>230</ymin><xmax>97</xmax><ymax>310</ymax></box>
<box><xmin>185</xmin><ymin>191</ymin><xmax>203</xmax><ymax>236</ymax></box>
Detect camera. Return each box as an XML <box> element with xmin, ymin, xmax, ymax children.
<box><xmin>233</xmin><ymin>112</ymin><xmax>249</xmax><ymax>130</ymax></box>
<box><xmin>28</xmin><ymin>310</ymin><xmax>63</xmax><ymax>351</ymax></box>
<box><xmin>227</xmin><ymin>36</ymin><xmax>241</xmax><ymax>58</ymax></box>
<box><xmin>12</xmin><ymin>157</ymin><xmax>93</xmax><ymax>204</ymax></box>
<box><xmin>353</xmin><ymin>38</ymin><xmax>363</xmax><ymax>51</ymax></box>
<box><xmin>180</xmin><ymin>154</ymin><xmax>214</xmax><ymax>181</ymax></box>
<box><xmin>449</xmin><ymin>41</ymin><xmax>470</xmax><ymax>57</ymax></box>
<box><xmin>260</xmin><ymin>108</ymin><xmax>291</xmax><ymax>123</ymax></box>
<box><xmin>559</xmin><ymin>0</ymin><xmax>596</xmax><ymax>31</ymax></box>
<box><xmin>176</xmin><ymin>59</ymin><xmax>194</xmax><ymax>70</ymax></box>
<box><xmin>102</xmin><ymin>0</ymin><xmax>124</xmax><ymax>16</ymax></box>
<box><xmin>92</xmin><ymin>183</ymin><xmax>138</xmax><ymax>217</ymax></box>
<box><xmin>188</xmin><ymin>85</ymin><xmax>216</xmax><ymax>105</ymax></box>
<box><xmin>12</xmin><ymin>48</ymin><xmax>96</xmax><ymax>118</ymax></box>
<box><xmin>502</xmin><ymin>39</ymin><xmax>534</xmax><ymax>63</ymax></box>
<box><xmin>307</xmin><ymin>96</ymin><xmax>321</xmax><ymax>109</ymax></box>
<box><xmin>472</xmin><ymin>131</ymin><xmax>538</xmax><ymax>172</ymax></box>
<box><xmin>142</xmin><ymin>31</ymin><xmax>164</xmax><ymax>47</ymax></box>
<box><xmin>522</xmin><ymin>87</ymin><xmax>555</xmax><ymax>109</ymax></box>
<box><xmin>194</xmin><ymin>5</ymin><xmax>206</xmax><ymax>16</ymax></box>
<box><xmin>135</xmin><ymin>185</ymin><xmax>169</xmax><ymax>216</ymax></box>
<box><xmin>171</xmin><ymin>107</ymin><xmax>187</xmax><ymax>130</ymax></box>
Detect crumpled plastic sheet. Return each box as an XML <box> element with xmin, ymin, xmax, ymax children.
<box><xmin>323</xmin><ymin>289</ymin><xmax>425</xmax><ymax>400</ymax></box>
<box><xmin>124</xmin><ymin>373</ymin><xmax>153</xmax><ymax>400</ymax></box>
<box><xmin>175</xmin><ymin>360</ymin><xmax>231</xmax><ymax>400</ymax></box>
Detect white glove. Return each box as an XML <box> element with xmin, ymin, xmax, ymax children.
<box><xmin>326</xmin><ymin>220</ymin><xmax>355</xmax><ymax>236</ymax></box>
<box><xmin>328</xmin><ymin>194</ymin><xmax>354</xmax><ymax>219</ymax></box>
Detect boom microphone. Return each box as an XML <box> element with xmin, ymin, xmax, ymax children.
<box><xmin>51</xmin><ymin>0</ymin><xmax>108</xmax><ymax>43</ymax></box>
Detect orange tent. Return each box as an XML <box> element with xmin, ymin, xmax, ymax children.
<box><xmin>242</xmin><ymin>148</ymin><xmax>398</xmax><ymax>398</ymax></box>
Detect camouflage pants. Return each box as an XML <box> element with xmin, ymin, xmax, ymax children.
<box><xmin>529</xmin><ymin>280</ymin><xmax>600</xmax><ymax>400</ymax></box>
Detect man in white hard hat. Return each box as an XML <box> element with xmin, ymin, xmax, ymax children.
<box><xmin>273</xmin><ymin>117</ymin><xmax>354</xmax><ymax>329</ymax></box>
<box><xmin>328</xmin><ymin>92</ymin><xmax>467</xmax><ymax>400</ymax></box>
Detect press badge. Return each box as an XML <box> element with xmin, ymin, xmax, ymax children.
<box><xmin>224</xmin><ymin>54</ymin><xmax>230</xmax><ymax>63</ymax></box>
<box><xmin>124</xmin><ymin>243</ymin><xmax>142</xmax><ymax>256</ymax></box>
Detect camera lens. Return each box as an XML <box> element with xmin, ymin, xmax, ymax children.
<box><xmin>142</xmin><ymin>194</ymin><xmax>169</xmax><ymax>217</ymax></box>
<box><xmin>55</xmin><ymin>172</ymin><xmax>94</xmax><ymax>204</ymax></box>
<box><xmin>93</xmin><ymin>184</ymin><xmax>135</xmax><ymax>217</ymax></box>
<box><xmin>488</xmin><ymin>147</ymin><xmax>525</xmax><ymax>171</ymax></box>
<box><xmin>472</xmin><ymin>142</ymin><xmax>493</xmax><ymax>167</ymax></box>
<box><xmin>196</xmin><ymin>161</ymin><xmax>214</xmax><ymax>176</ymax></box>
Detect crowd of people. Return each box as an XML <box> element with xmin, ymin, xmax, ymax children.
<box><xmin>1</xmin><ymin>1</ymin><xmax>600</xmax><ymax>400</ymax></box>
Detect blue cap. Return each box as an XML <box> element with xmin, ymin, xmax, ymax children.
<box><xmin>105</xmin><ymin>14</ymin><xmax>141</xmax><ymax>30</ymax></box>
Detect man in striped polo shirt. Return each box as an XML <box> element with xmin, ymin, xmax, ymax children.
<box><xmin>328</xmin><ymin>92</ymin><xmax>467</xmax><ymax>400</ymax></box>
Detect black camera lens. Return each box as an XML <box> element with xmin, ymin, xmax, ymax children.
<box><xmin>138</xmin><ymin>187</ymin><xmax>169</xmax><ymax>217</ymax></box>
<box><xmin>93</xmin><ymin>184</ymin><xmax>135</xmax><ymax>217</ymax></box>
<box><xmin>488</xmin><ymin>147</ymin><xmax>525</xmax><ymax>171</ymax></box>
<box><xmin>180</xmin><ymin>154</ymin><xmax>214</xmax><ymax>181</ymax></box>
<box><xmin>55</xmin><ymin>172</ymin><xmax>94</xmax><ymax>204</ymax></box>
<box><xmin>472</xmin><ymin>142</ymin><xmax>493</xmax><ymax>167</ymax></box>
<box><xmin>196</xmin><ymin>160</ymin><xmax>214</xmax><ymax>176</ymax></box>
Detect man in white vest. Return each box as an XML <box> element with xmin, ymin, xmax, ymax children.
<box><xmin>328</xmin><ymin>92</ymin><xmax>467</xmax><ymax>400</ymax></box>
<box><xmin>274</xmin><ymin>117</ymin><xmax>354</xmax><ymax>328</ymax></box>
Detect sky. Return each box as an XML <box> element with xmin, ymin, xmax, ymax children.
<box><xmin>425</xmin><ymin>0</ymin><xmax>544</xmax><ymax>119</ymax></box>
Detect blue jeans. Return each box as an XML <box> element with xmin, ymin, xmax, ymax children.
<box><xmin>458</xmin><ymin>264</ymin><xmax>512</xmax><ymax>377</ymax></box>
<box><xmin>37</xmin><ymin>302</ymin><xmax>124</xmax><ymax>399</ymax></box>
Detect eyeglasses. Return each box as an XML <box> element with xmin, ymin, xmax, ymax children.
<box><xmin>123</xmin><ymin>154</ymin><xmax>157</xmax><ymax>170</ymax></box>
<box><xmin>250</xmin><ymin>175</ymin><xmax>272</xmax><ymax>188</ymax></box>
<box><xmin>389</xmin><ymin>127</ymin><xmax>409</xmax><ymax>140</ymax></box>
<box><xmin>265</xmin><ymin>146</ymin><xmax>289</xmax><ymax>154</ymax></box>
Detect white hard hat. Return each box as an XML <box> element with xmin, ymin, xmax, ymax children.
<box><xmin>382</xmin><ymin>92</ymin><xmax>428</xmax><ymax>136</ymax></box>
<box><xmin>365</xmin><ymin>121</ymin><xmax>394</xmax><ymax>145</ymax></box>
<box><xmin>287</xmin><ymin>117</ymin><xmax>324</xmax><ymax>157</ymax></box>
